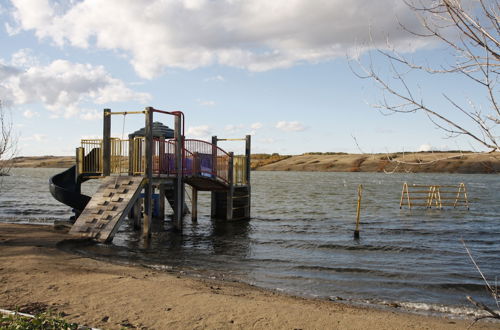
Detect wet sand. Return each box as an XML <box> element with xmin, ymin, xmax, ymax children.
<box><xmin>0</xmin><ymin>223</ymin><xmax>497</xmax><ymax>329</ymax></box>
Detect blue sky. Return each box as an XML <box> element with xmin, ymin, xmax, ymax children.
<box><xmin>0</xmin><ymin>0</ymin><xmax>490</xmax><ymax>156</ymax></box>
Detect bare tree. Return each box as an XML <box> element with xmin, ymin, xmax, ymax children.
<box><xmin>354</xmin><ymin>0</ymin><xmax>499</xmax><ymax>152</ymax></box>
<box><xmin>0</xmin><ymin>100</ymin><xmax>17</xmax><ymax>182</ymax></box>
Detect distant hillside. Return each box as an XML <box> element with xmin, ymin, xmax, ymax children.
<box><xmin>252</xmin><ymin>152</ymin><xmax>500</xmax><ymax>174</ymax></box>
<box><xmin>7</xmin><ymin>152</ymin><xmax>500</xmax><ymax>173</ymax></box>
<box><xmin>9</xmin><ymin>156</ymin><xmax>75</xmax><ymax>168</ymax></box>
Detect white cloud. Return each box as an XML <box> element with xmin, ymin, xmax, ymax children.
<box><xmin>198</xmin><ymin>100</ymin><xmax>216</xmax><ymax>107</ymax></box>
<box><xmin>259</xmin><ymin>138</ymin><xmax>276</xmax><ymax>144</ymax></box>
<box><xmin>251</xmin><ymin>122</ymin><xmax>263</xmax><ymax>130</ymax></box>
<box><xmin>187</xmin><ymin>125</ymin><xmax>211</xmax><ymax>138</ymax></box>
<box><xmin>5</xmin><ymin>22</ymin><xmax>21</xmax><ymax>36</ymax></box>
<box><xmin>80</xmin><ymin>109</ymin><xmax>102</xmax><ymax>121</ymax></box>
<box><xmin>81</xmin><ymin>134</ymin><xmax>101</xmax><ymax>140</ymax></box>
<box><xmin>225</xmin><ymin>124</ymin><xmax>244</xmax><ymax>134</ymax></box>
<box><xmin>275</xmin><ymin>121</ymin><xmax>306</xmax><ymax>132</ymax></box>
<box><xmin>8</xmin><ymin>0</ymin><xmax>426</xmax><ymax>78</ymax></box>
<box><xmin>0</xmin><ymin>57</ymin><xmax>150</xmax><ymax>118</ymax></box>
<box><xmin>205</xmin><ymin>75</ymin><xmax>225</xmax><ymax>82</ymax></box>
<box><xmin>418</xmin><ymin>144</ymin><xmax>454</xmax><ymax>152</ymax></box>
<box><xmin>33</xmin><ymin>133</ymin><xmax>46</xmax><ymax>141</ymax></box>
<box><xmin>10</xmin><ymin>48</ymin><xmax>38</xmax><ymax>68</ymax></box>
<box><xmin>419</xmin><ymin>144</ymin><xmax>432</xmax><ymax>152</ymax></box>
<box><xmin>0</xmin><ymin>63</ymin><xmax>21</xmax><ymax>80</ymax></box>
<box><xmin>22</xmin><ymin>109</ymin><xmax>38</xmax><ymax>118</ymax></box>
<box><xmin>21</xmin><ymin>133</ymin><xmax>46</xmax><ymax>142</ymax></box>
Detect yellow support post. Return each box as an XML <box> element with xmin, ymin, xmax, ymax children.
<box><xmin>436</xmin><ymin>187</ymin><xmax>442</xmax><ymax>209</ymax></box>
<box><xmin>354</xmin><ymin>184</ymin><xmax>363</xmax><ymax>239</ymax></box>
<box><xmin>426</xmin><ymin>186</ymin><xmax>433</xmax><ymax>208</ymax></box>
<box><xmin>462</xmin><ymin>183</ymin><xmax>470</xmax><ymax>210</ymax></box>
<box><xmin>399</xmin><ymin>182</ymin><xmax>410</xmax><ymax>209</ymax></box>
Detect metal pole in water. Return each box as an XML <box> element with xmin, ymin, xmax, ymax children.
<box><xmin>354</xmin><ymin>184</ymin><xmax>363</xmax><ymax>239</ymax></box>
<box><xmin>143</xmin><ymin>107</ymin><xmax>153</xmax><ymax>238</ymax></box>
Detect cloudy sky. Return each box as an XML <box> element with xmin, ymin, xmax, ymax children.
<box><xmin>0</xmin><ymin>0</ymin><xmax>488</xmax><ymax>156</ymax></box>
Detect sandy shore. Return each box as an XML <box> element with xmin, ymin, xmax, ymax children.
<box><xmin>0</xmin><ymin>223</ymin><xmax>497</xmax><ymax>330</ymax></box>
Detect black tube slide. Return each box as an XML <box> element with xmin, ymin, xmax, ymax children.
<box><xmin>49</xmin><ymin>165</ymin><xmax>91</xmax><ymax>213</ymax></box>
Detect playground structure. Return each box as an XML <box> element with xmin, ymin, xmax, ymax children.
<box><xmin>49</xmin><ymin>107</ymin><xmax>251</xmax><ymax>243</ymax></box>
<box><xmin>399</xmin><ymin>182</ymin><xmax>469</xmax><ymax>210</ymax></box>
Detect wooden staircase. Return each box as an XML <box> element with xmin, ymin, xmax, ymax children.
<box><xmin>69</xmin><ymin>176</ymin><xmax>145</xmax><ymax>242</ymax></box>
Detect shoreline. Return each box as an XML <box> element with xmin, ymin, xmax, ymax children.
<box><xmin>1</xmin><ymin>223</ymin><xmax>498</xmax><ymax>329</ymax></box>
<box><xmin>56</xmin><ymin>233</ymin><xmax>491</xmax><ymax>322</ymax></box>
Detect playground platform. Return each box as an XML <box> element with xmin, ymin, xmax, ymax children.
<box><xmin>49</xmin><ymin>107</ymin><xmax>251</xmax><ymax>243</ymax></box>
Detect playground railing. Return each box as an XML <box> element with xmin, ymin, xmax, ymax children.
<box><xmin>81</xmin><ymin>138</ymin><xmax>130</xmax><ymax>175</ymax></box>
<box><xmin>184</xmin><ymin>139</ymin><xmax>230</xmax><ymax>183</ymax></box>
<box><xmin>151</xmin><ymin>138</ymin><xmax>194</xmax><ymax>176</ymax></box>
<box><xmin>110</xmin><ymin>138</ymin><xmax>130</xmax><ymax>174</ymax></box>
<box><xmin>81</xmin><ymin>139</ymin><xmax>103</xmax><ymax>174</ymax></box>
<box><xmin>131</xmin><ymin>137</ymin><xmax>144</xmax><ymax>175</ymax></box>
<box><xmin>80</xmin><ymin>138</ymin><xmax>232</xmax><ymax>184</ymax></box>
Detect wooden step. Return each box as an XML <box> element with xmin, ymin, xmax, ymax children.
<box><xmin>69</xmin><ymin>176</ymin><xmax>144</xmax><ymax>243</ymax></box>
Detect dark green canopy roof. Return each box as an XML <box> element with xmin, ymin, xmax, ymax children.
<box><xmin>128</xmin><ymin>122</ymin><xmax>174</xmax><ymax>139</ymax></box>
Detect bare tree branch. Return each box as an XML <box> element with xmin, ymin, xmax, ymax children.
<box><xmin>354</xmin><ymin>0</ymin><xmax>500</xmax><ymax>152</ymax></box>
<box><xmin>462</xmin><ymin>240</ymin><xmax>500</xmax><ymax>307</ymax></box>
<box><xmin>462</xmin><ymin>239</ymin><xmax>500</xmax><ymax>328</ymax></box>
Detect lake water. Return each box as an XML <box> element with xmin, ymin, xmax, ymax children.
<box><xmin>1</xmin><ymin>168</ymin><xmax>499</xmax><ymax>317</ymax></box>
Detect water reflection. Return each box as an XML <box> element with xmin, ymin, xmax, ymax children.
<box><xmin>210</xmin><ymin>218</ymin><xmax>251</xmax><ymax>256</ymax></box>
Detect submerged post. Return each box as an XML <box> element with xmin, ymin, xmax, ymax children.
<box><xmin>158</xmin><ymin>184</ymin><xmax>165</xmax><ymax>222</ymax></box>
<box><xmin>191</xmin><ymin>188</ymin><xmax>198</xmax><ymax>222</ymax></box>
<box><xmin>173</xmin><ymin>114</ymin><xmax>184</xmax><ymax>231</ymax></box>
<box><xmin>132</xmin><ymin>198</ymin><xmax>141</xmax><ymax>230</ymax></box>
<box><xmin>143</xmin><ymin>107</ymin><xmax>154</xmax><ymax>238</ymax></box>
<box><xmin>210</xmin><ymin>136</ymin><xmax>218</xmax><ymax>219</ymax></box>
<box><xmin>245</xmin><ymin>135</ymin><xmax>251</xmax><ymax>184</ymax></box>
<box><xmin>103</xmin><ymin>108</ymin><xmax>111</xmax><ymax>176</ymax></box>
<box><xmin>354</xmin><ymin>184</ymin><xmax>363</xmax><ymax>239</ymax></box>
<box><xmin>245</xmin><ymin>134</ymin><xmax>251</xmax><ymax>218</ymax></box>
<box><xmin>226</xmin><ymin>152</ymin><xmax>234</xmax><ymax>220</ymax></box>
<box><xmin>191</xmin><ymin>152</ymin><xmax>200</xmax><ymax>222</ymax></box>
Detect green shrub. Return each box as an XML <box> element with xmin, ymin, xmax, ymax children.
<box><xmin>0</xmin><ymin>311</ymin><xmax>78</xmax><ymax>330</ymax></box>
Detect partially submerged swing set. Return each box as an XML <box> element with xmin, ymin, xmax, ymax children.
<box><xmin>399</xmin><ymin>182</ymin><xmax>469</xmax><ymax>210</ymax></box>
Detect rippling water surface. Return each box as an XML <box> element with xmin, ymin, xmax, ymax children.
<box><xmin>1</xmin><ymin>168</ymin><xmax>499</xmax><ymax>315</ymax></box>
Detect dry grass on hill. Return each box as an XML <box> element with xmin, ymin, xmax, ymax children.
<box><xmin>9</xmin><ymin>156</ymin><xmax>75</xmax><ymax>168</ymax></box>
<box><xmin>6</xmin><ymin>152</ymin><xmax>500</xmax><ymax>174</ymax></box>
<box><xmin>254</xmin><ymin>152</ymin><xmax>500</xmax><ymax>174</ymax></box>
